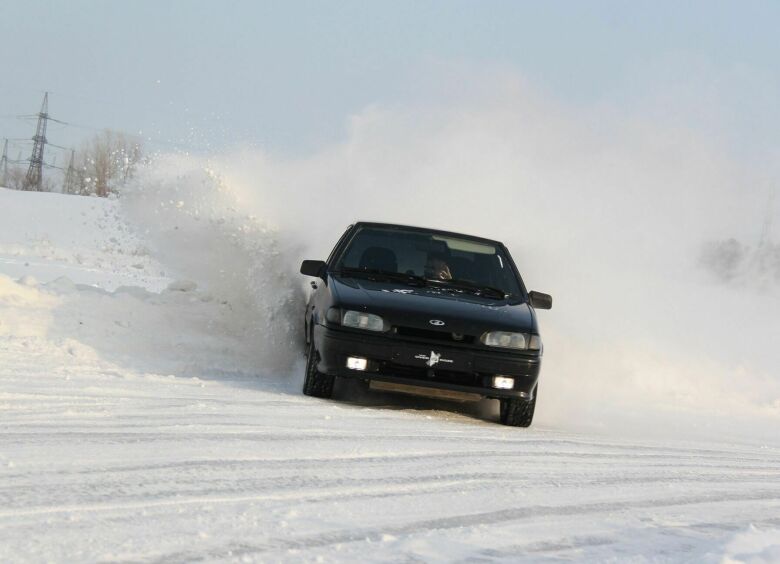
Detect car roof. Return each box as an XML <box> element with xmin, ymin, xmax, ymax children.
<box><xmin>351</xmin><ymin>221</ymin><xmax>506</xmax><ymax>247</ymax></box>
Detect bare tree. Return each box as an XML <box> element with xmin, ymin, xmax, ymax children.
<box><xmin>75</xmin><ymin>130</ymin><xmax>143</xmax><ymax>197</ymax></box>
<box><xmin>700</xmin><ymin>237</ymin><xmax>780</xmax><ymax>288</ymax></box>
<box><xmin>699</xmin><ymin>238</ymin><xmax>748</xmax><ymax>282</ymax></box>
<box><xmin>2</xmin><ymin>165</ymin><xmax>27</xmax><ymax>190</ymax></box>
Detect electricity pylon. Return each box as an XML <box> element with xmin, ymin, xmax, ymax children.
<box><xmin>63</xmin><ymin>149</ymin><xmax>77</xmax><ymax>194</ymax></box>
<box><xmin>22</xmin><ymin>93</ymin><xmax>50</xmax><ymax>191</ymax></box>
<box><xmin>0</xmin><ymin>139</ymin><xmax>8</xmax><ymax>188</ymax></box>
<box><xmin>752</xmin><ymin>187</ymin><xmax>777</xmax><ymax>282</ymax></box>
<box><xmin>757</xmin><ymin>188</ymin><xmax>775</xmax><ymax>252</ymax></box>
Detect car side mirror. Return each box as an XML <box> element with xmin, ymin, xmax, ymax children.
<box><xmin>528</xmin><ymin>291</ymin><xmax>552</xmax><ymax>310</ymax></box>
<box><xmin>300</xmin><ymin>260</ymin><xmax>327</xmax><ymax>280</ymax></box>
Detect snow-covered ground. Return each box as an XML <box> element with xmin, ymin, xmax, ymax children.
<box><xmin>1</xmin><ymin>186</ymin><xmax>779</xmax><ymax>563</ymax></box>
<box><xmin>0</xmin><ymin>188</ymin><xmax>167</xmax><ymax>291</ymax></box>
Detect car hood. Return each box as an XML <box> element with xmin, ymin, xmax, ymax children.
<box><xmin>329</xmin><ymin>275</ymin><xmax>536</xmax><ymax>335</ymax></box>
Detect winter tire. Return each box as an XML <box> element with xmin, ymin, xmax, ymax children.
<box><xmin>499</xmin><ymin>390</ymin><xmax>536</xmax><ymax>427</ymax></box>
<box><xmin>303</xmin><ymin>339</ymin><xmax>335</xmax><ymax>398</ymax></box>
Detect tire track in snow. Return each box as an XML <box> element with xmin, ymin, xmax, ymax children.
<box><xmin>2</xmin><ymin>456</ymin><xmax>777</xmax><ymax>537</ymax></box>
<box><xmin>143</xmin><ymin>488</ymin><xmax>780</xmax><ymax>562</ymax></box>
<box><xmin>2</xmin><ymin>469</ymin><xmax>776</xmax><ymax>517</ymax></box>
<box><xmin>3</xmin><ymin>427</ymin><xmax>778</xmax><ymax>463</ymax></box>
<box><xmin>4</xmin><ymin>449</ymin><xmax>778</xmax><ymax>484</ymax></box>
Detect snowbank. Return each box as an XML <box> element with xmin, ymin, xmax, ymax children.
<box><xmin>719</xmin><ymin>526</ymin><xmax>780</xmax><ymax>564</ymax></box>
<box><xmin>0</xmin><ymin>270</ymin><xmax>272</xmax><ymax>381</ymax></box>
<box><xmin>0</xmin><ymin>187</ymin><xmax>165</xmax><ymax>290</ymax></box>
<box><xmin>0</xmin><ymin>273</ymin><xmax>58</xmax><ymax>338</ymax></box>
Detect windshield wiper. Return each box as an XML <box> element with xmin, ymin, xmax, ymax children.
<box><xmin>426</xmin><ymin>277</ymin><xmax>508</xmax><ymax>300</ymax></box>
<box><xmin>338</xmin><ymin>267</ymin><xmax>427</xmax><ymax>287</ymax></box>
<box><xmin>338</xmin><ymin>268</ymin><xmax>508</xmax><ymax>298</ymax></box>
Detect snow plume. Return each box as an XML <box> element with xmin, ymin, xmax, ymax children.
<box><xmin>122</xmin><ymin>71</ymin><xmax>779</xmax><ymax>441</ymax></box>
<box><xmin>120</xmin><ymin>159</ymin><xmax>304</xmax><ymax>375</ymax></box>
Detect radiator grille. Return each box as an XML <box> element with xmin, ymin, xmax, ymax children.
<box><xmin>393</xmin><ymin>326</ymin><xmax>475</xmax><ymax>344</ymax></box>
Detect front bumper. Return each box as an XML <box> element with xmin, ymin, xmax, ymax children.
<box><xmin>313</xmin><ymin>324</ymin><xmax>541</xmax><ymax>400</ymax></box>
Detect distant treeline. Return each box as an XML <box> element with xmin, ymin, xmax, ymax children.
<box><xmin>3</xmin><ymin>130</ymin><xmax>143</xmax><ymax>197</ymax></box>
<box><xmin>700</xmin><ymin>237</ymin><xmax>780</xmax><ymax>288</ymax></box>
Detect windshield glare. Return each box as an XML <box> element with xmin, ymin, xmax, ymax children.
<box><xmin>335</xmin><ymin>226</ymin><xmax>523</xmax><ymax>297</ymax></box>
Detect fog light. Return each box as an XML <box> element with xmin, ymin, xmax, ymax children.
<box><xmin>346</xmin><ymin>357</ymin><xmax>368</xmax><ymax>371</ymax></box>
<box><xmin>492</xmin><ymin>376</ymin><xmax>515</xmax><ymax>389</ymax></box>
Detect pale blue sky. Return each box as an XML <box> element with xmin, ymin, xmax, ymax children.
<box><xmin>1</xmin><ymin>1</ymin><xmax>779</xmax><ymax>159</ymax></box>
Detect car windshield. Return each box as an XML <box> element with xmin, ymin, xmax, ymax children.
<box><xmin>334</xmin><ymin>226</ymin><xmax>524</xmax><ymax>298</ymax></box>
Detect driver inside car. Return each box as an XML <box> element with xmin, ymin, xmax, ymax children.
<box><xmin>424</xmin><ymin>254</ymin><xmax>453</xmax><ymax>280</ymax></box>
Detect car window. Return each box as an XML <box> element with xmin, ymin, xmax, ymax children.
<box><xmin>326</xmin><ymin>225</ymin><xmax>354</xmax><ymax>265</ymax></box>
<box><xmin>335</xmin><ymin>226</ymin><xmax>523</xmax><ymax>296</ymax></box>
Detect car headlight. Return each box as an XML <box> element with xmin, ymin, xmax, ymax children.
<box><xmin>481</xmin><ymin>331</ymin><xmax>541</xmax><ymax>350</ymax></box>
<box><xmin>341</xmin><ymin>310</ymin><xmax>385</xmax><ymax>332</ymax></box>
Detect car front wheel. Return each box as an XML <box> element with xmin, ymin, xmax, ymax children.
<box><xmin>303</xmin><ymin>339</ymin><xmax>335</xmax><ymax>399</ymax></box>
<box><xmin>499</xmin><ymin>389</ymin><xmax>537</xmax><ymax>427</ymax></box>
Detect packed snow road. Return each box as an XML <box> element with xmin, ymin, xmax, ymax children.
<box><xmin>2</xmin><ymin>340</ymin><xmax>780</xmax><ymax>562</ymax></box>
<box><xmin>1</xmin><ymin>188</ymin><xmax>779</xmax><ymax>562</ymax></box>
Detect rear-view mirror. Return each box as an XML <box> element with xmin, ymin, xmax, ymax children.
<box><xmin>529</xmin><ymin>291</ymin><xmax>553</xmax><ymax>310</ymax></box>
<box><xmin>300</xmin><ymin>260</ymin><xmax>327</xmax><ymax>279</ymax></box>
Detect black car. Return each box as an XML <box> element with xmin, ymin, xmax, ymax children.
<box><xmin>299</xmin><ymin>222</ymin><xmax>552</xmax><ymax>427</ymax></box>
